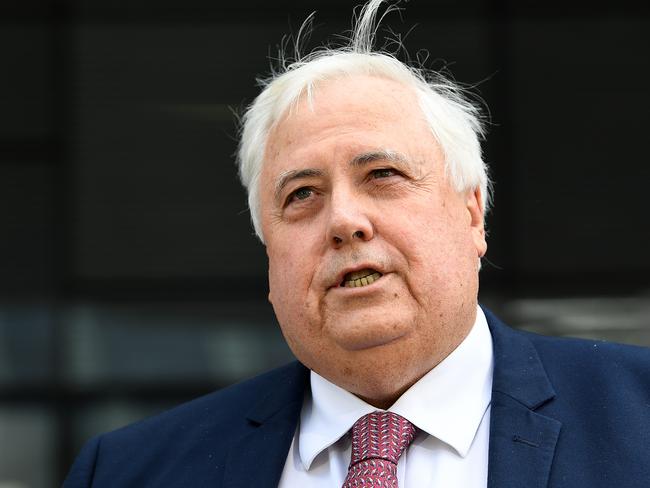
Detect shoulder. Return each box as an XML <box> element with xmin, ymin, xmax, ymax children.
<box><xmin>108</xmin><ymin>360</ymin><xmax>306</xmax><ymax>441</ymax></box>
<box><xmin>513</xmin><ymin>319</ymin><xmax>650</xmax><ymax>386</ymax></box>
<box><xmin>527</xmin><ymin>328</ymin><xmax>650</xmax><ymax>405</ymax></box>
<box><xmin>527</xmin><ymin>326</ymin><xmax>650</xmax><ymax>367</ymax></box>
<box><xmin>484</xmin><ymin>305</ymin><xmax>650</xmax><ymax>375</ymax></box>
<box><xmin>485</xmin><ymin>305</ymin><xmax>650</xmax><ymax>406</ymax></box>
<box><xmin>63</xmin><ymin>361</ymin><xmax>308</xmax><ymax>487</ymax></box>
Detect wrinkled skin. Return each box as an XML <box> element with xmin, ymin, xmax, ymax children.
<box><xmin>260</xmin><ymin>75</ymin><xmax>487</xmax><ymax>408</ymax></box>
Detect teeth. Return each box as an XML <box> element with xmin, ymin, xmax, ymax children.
<box><xmin>345</xmin><ymin>268</ymin><xmax>374</xmax><ymax>281</ymax></box>
<box><xmin>344</xmin><ymin>271</ymin><xmax>382</xmax><ymax>288</ymax></box>
<box><xmin>347</xmin><ymin>268</ymin><xmax>377</xmax><ymax>280</ymax></box>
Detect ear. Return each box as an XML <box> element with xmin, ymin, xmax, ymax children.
<box><xmin>466</xmin><ymin>188</ymin><xmax>487</xmax><ymax>258</ymax></box>
<box><xmin>267</xmin><ymin>266</ymin><xmax>276</xmax><ymax>306</ymax></box>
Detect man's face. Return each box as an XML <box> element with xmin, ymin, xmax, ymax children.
<box><xmin>260</xmin><ymin>75</ymin><xmax>487</xmax><ymax>407</ymax></box>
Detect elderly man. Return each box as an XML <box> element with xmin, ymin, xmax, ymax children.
<box><xmin>64</xmin><ymin>1</ymin><xmax>650</xmax><ymax>487</ymax></box>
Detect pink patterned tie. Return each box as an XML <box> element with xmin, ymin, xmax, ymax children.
<box><xmin>342</xmin><ymin>411</ymin><xmax>417</xmax><ymax>488</ymax></box>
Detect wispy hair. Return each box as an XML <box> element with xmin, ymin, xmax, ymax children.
<box><xmin>237</xmin><ymin>0</ymin><xmax>491</xmax><ymax>241</ymax></box>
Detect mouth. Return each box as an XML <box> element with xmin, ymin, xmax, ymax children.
<box><xmin>340</xmin><ymin>268</ymin><xmax>383</xmax><ymax>288</ymax></box>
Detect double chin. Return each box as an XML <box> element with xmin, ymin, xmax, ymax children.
<box><xmin>325</xmin><ymin>307</ymin><xmax>414</xmax><ymax>351</ymax></box>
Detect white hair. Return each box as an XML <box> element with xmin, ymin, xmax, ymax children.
<box><xmin>237</xmin><ymin>0</ymin><xmax>491</xmax><ymax>242</ymax></box>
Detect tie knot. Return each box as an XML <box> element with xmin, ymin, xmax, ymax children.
<box><xmin>349</xmin><ymin>411</ymin><xmax>417</xmax><ymax>466</ymax></box>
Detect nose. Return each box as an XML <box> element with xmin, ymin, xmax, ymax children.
<box><xmin>326</xmin><ymin>191</ymin><xmax>374</xmax><ymax>247</ymax></box>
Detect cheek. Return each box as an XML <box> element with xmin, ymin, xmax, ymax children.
<box><xmin>267</xmin><ymin>236</ymin><xmax>315</xmax><ymax>309</ymax></box>
<box><xmin>267</xmin><ymin>244</ymin><xmax>323</xmax><ymax>364</ymax></box>
<box><xmin>392</xmin><ymin>205</ymin><xmax>475</xmax><ymax>284</ymax></box>
<box><xmin>267</xmin><ymin>245</ymin><xmax>293</xmax><ymax>305</ymax></box>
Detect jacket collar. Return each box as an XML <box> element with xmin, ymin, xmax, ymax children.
<box><xmin>222</xmin><ymin>362</ymin><xmax>309</xmax><ymax>488</ymax></box>
<box><xmin>484</xmin><ymin>306</ymin><xmax>562</xmax><ymax>488</ymax></box>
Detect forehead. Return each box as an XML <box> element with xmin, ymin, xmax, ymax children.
<box><xmin>263</xmin><ymin>75</ymin><xmax>437</xmax><ymax>171</ymax></box>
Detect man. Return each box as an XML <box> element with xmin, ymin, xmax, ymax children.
<box><xmin>64</xmin><ymin>1</ymin><xmax>650</xmax><ymax>486</ymax></box>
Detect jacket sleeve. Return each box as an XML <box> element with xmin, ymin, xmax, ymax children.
<box><xmin>62</xmin><ymin>435</ymin><xmax>102</xmax><ymax>488</ymax></box>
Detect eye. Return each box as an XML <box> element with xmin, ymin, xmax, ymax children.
<box><xmin>370</xmin><ymin>168</ymin><xmax>398</xmax><ymax>179</ymax></box>
<box><xmin>286</xmin><ymin>187</ymin><xmax>314</xmax><ymax>205</ymax></box>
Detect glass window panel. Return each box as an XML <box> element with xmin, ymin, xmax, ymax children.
<box><xmin>502</xmin><ymin>296</ymin><xmax>650</xmax><ymax>346</ymax></box>
<box><xmin>0</xmin><ymin>407</ymin><xmax>55</xmax><ymax>488</ymax></box>
<box><xmin>63</xmin><ymin>301</ymin><xmax>294</xmax><ymax>385</ymax></box>
<box><xmin>0</xmin><ymin>304</ymin><xmax>54</xmax><ymax>384</ymax></box>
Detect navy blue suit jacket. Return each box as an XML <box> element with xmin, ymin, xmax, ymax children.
<box><xmin>63</xmin><ymin>308</ymin><xmax>650</xmax><ymax>487</ymax></box>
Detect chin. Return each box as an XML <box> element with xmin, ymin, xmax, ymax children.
<box><xmin>349</xmin><ymin>340</ymin><xmax>434</xmax><ymax>398</ymax></box>
<box><xmin>332</xmin><ymin>328</ymin><xmax>408</xmax><ymax>351</ymax></box>
<box><xmin>325</xmin><ymin>309</ymin><xmax>416</xmax><ymax>351</ymax></box>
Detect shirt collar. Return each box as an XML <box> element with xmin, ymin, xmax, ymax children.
<box><xmin>297</xmin><ymin>306</ymin><xmax>494</xmax><ymax>469</ymax></box>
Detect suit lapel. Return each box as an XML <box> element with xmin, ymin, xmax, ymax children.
<box><xmin>222</xmin><ymin>362</ymin><xmax>309</xmax><ymax>488</ymax></box>
<box><xmin>484</xmin><ymin>308</ymin><xmax>562</xmax><ymax>488</ymax></box>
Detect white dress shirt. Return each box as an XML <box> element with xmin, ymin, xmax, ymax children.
<box><xmin>278</xmin><ymin>306</ymin><xmax>494</xmax><ymax>488</ymax></box>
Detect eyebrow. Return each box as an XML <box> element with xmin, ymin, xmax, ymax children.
<box><xmin>274</xmin><ymin>168</ymin><xmax>324</xmax><ymax>203</ymax></box>
<box><xmin>349</xmin><ymin>149</ymin><xmax>411</xmax><ymax>168</ymax></box>
<box><xmin>273</xmin><ymin>149</ymin><xmax>412</xmax><ymax>203</ymax></box>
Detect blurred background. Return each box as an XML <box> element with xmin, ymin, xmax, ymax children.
<box><xmin>2</xmin><ymin>0</ymin><xmax>649</xmax><ymax>486</ymax></box>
